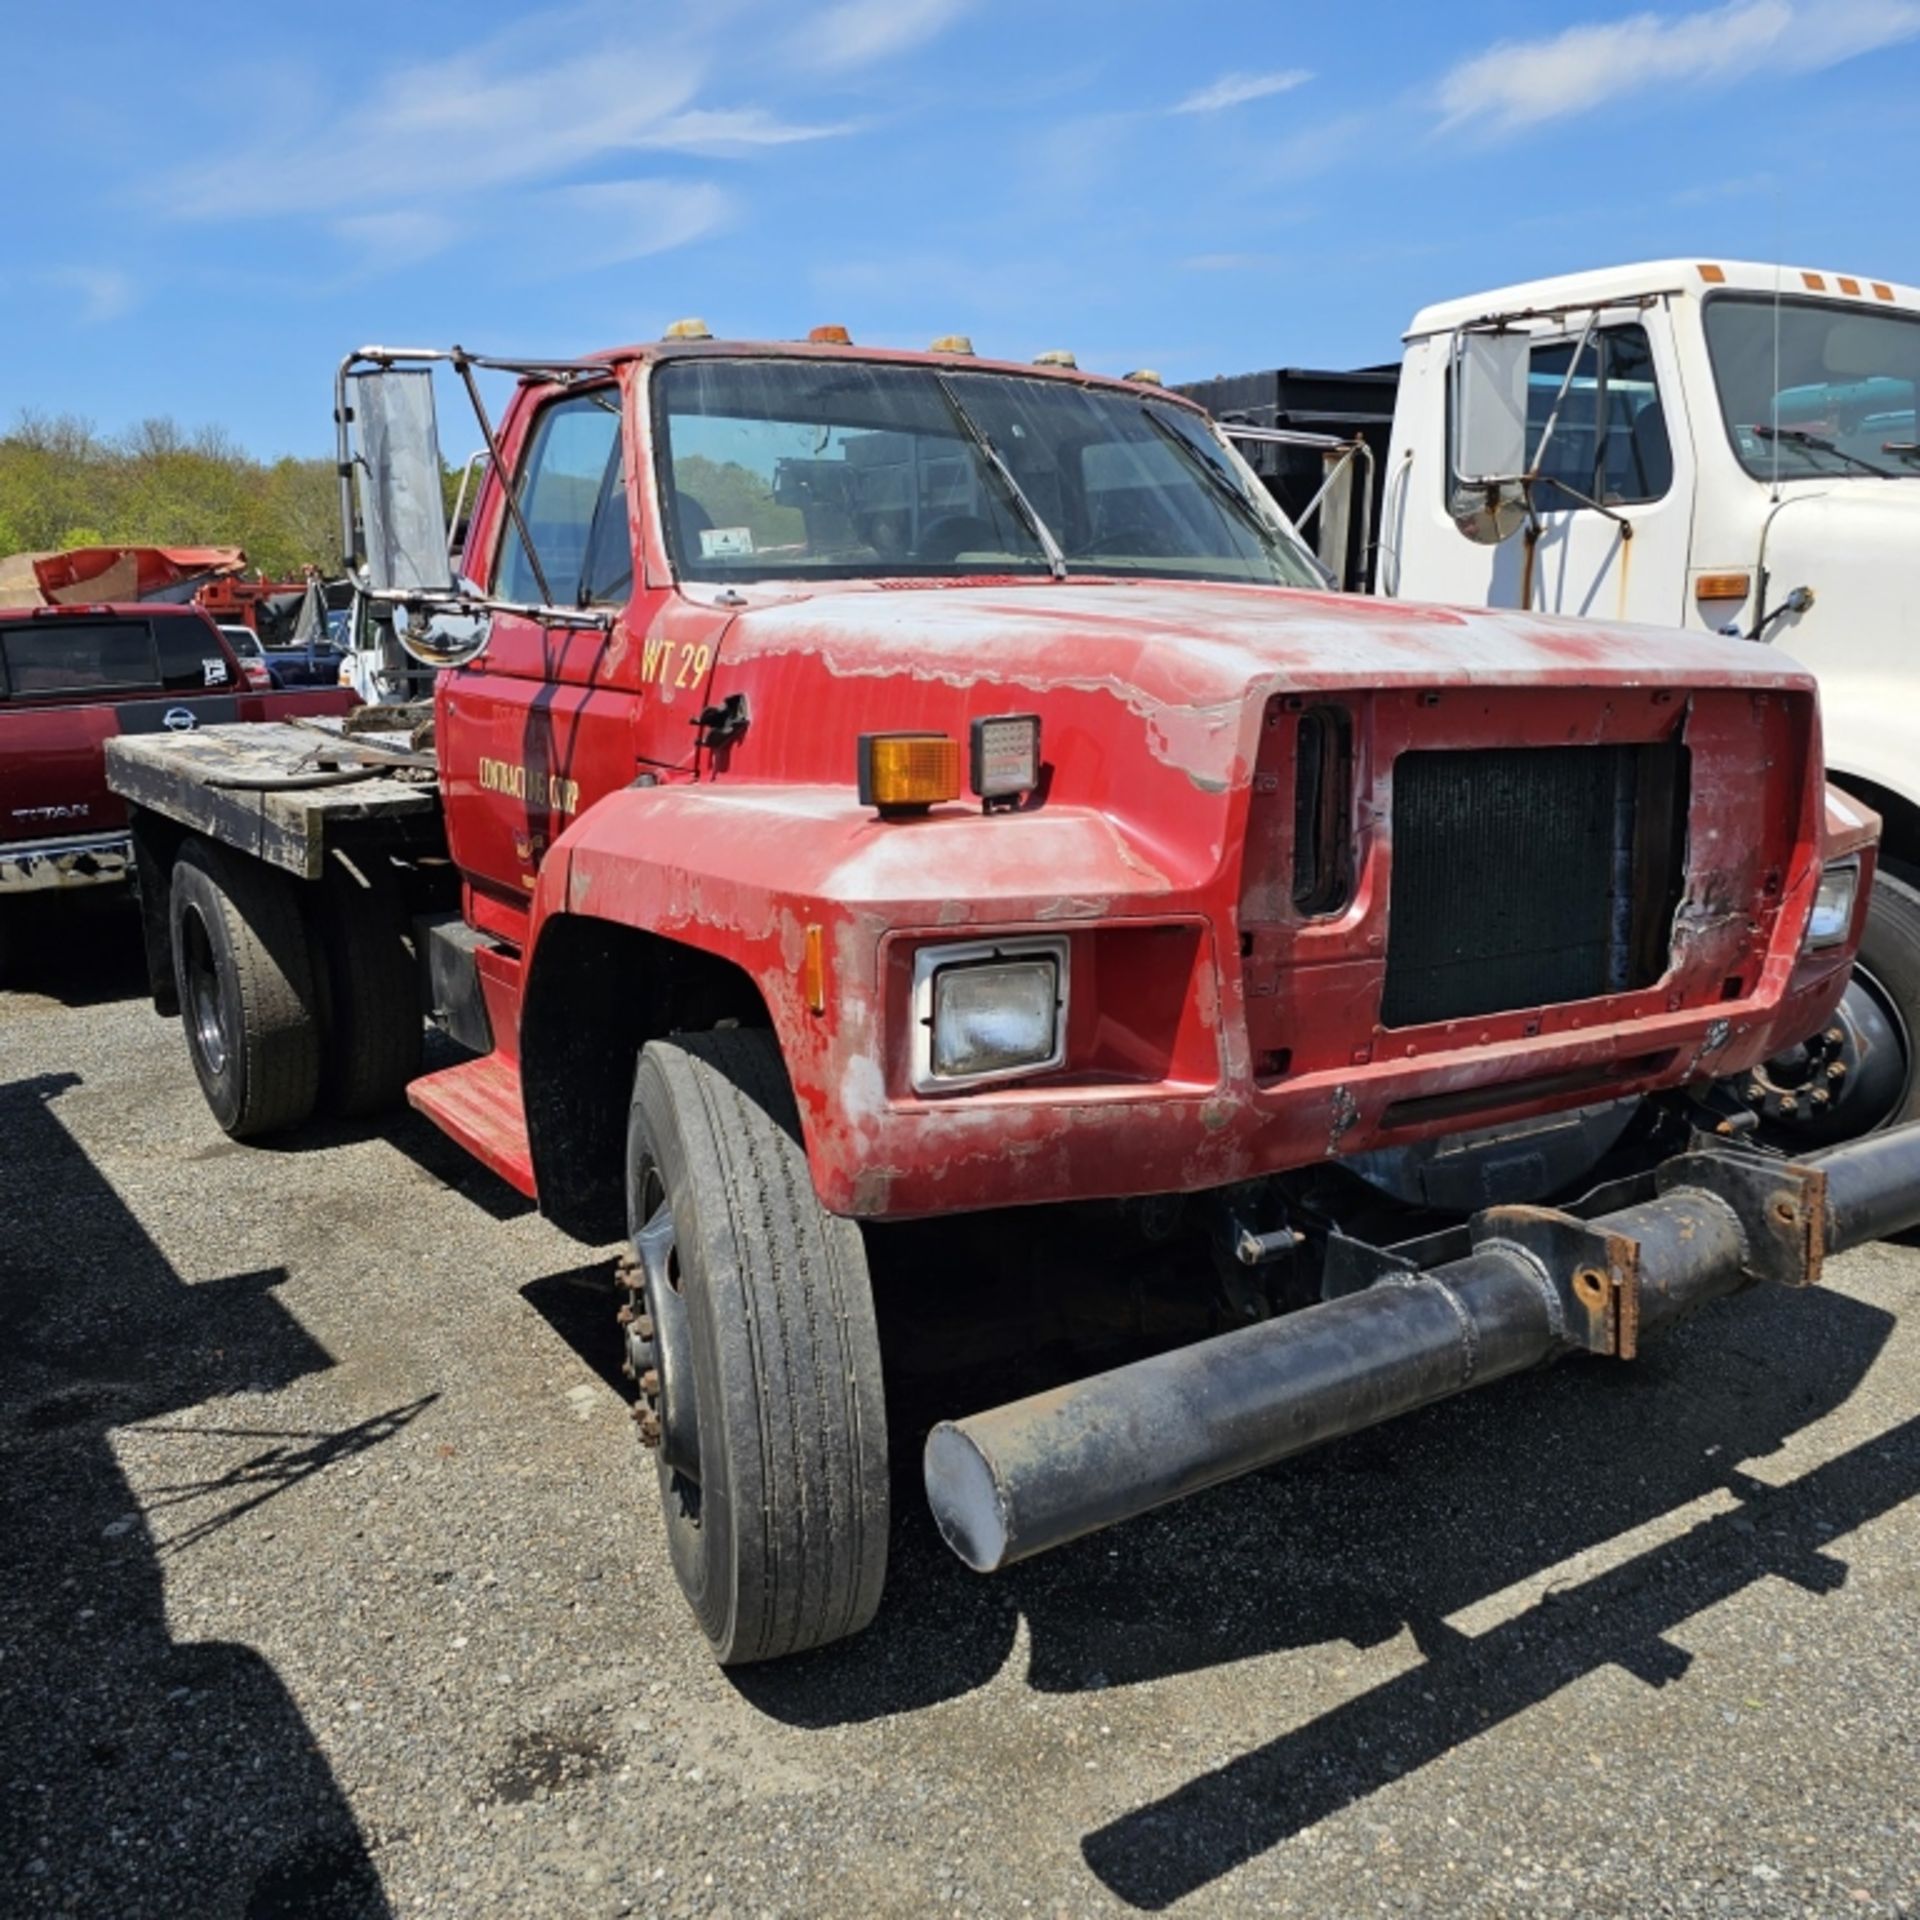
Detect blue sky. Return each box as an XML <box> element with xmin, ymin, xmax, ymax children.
<box><xmin>6</xmin><ymin>0</ymin><xmax>1919</xmax><ymax>457</ymax></box>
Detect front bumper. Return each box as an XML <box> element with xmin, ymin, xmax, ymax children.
<box><xmin>0</xmin><ymin>832</ymin><xmax>131</xmax><ymax>894</ymax></box>
<box><xmin>925</xmin><ymin>1120</ymin><xmax>1920</xmax><ymax>1571</ymax></box>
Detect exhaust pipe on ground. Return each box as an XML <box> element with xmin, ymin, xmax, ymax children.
<box><xmin>924</xmin><ymin>1124</ymin><xmax>1920</xmax><ymax>1574</ymax></box>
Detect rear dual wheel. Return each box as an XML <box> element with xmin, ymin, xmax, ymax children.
<box><xmin>623</xmin><ymin>1029</ymin><xmax>890</xmax><ymax>1665</ymax></box>
<box><xmin>170</xmin><ymin>837</ymin><xmax>420</xmax><ymax>1139</ymax></box>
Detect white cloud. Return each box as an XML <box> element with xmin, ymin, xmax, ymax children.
<box><xmin>1172</xmin><ymin>68</ymin><xmax>1312</xmax><ymax>114</ymax></box>
<box><xmin>538</xmin><ymin>180</ymin><xmax>735</xmax><ymax>270</ymax></box>
<box><xmin>39</xmin><ymin>267</ymin><xmax>134</xmax><ymax>324</ymax></box>
<box><xmin>800</xmin><ymin>0</ymin><xmax>971</xmax><ymax>71</ymax></box>
<box><xmin>645</xmin><ymin>107</ymin><xmax>858</xmax><ymax>156</ymax></box>
<box><xmin>331</xmin><ymin>210</ymin><xmax>461</xmax><ymax>270</ymax></box>
<box><xmin>1437</xmin><ymin>0</ymin><xmax>1920</xmax><ymax>138</ymax></box>
<box><xmin>329</xmin><ymin>181</ymin><xmax>733</xmax><ymax>280</ymax></box>
<box><xmin>158</xmin><ymin>8</ymin><xmax>854</xmax><ymax>225</ymax></box>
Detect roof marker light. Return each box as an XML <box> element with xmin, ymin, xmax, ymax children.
<box><xmin>663</xmin><ymin>317</ymin><xmax>712</xmax><ymax>341</ymax></box>
<box><xmin>1874</xmin><ymin>282</ymin><xmax>1896</xmax><ymax>301</ymax></box>
<box><xmin>1698</xmin><ymin>263</ymin><xmax>1726</xmax><ymax>284</ymax></box>
<box><xmin>808</xmin><ymin>325</ymin><xmax>852</xmax><ymax>344</ymax></box>
<box><xmin>1802</xmin><ymin>271</ymin><xmax>1826</xmax><ymax>292</ymax></box>
<box><xmin>1122</xmin><ymin>368</ymin><xmax>1164</xmax><ymax>385</ymax></box>
<box><xmin>1033</xmin><ymin>350</ymin><xmax>1078</xmax><ymax>368</ymax></box>
<box><xmin>929</xmin><ymin>334</ymin><xmax>975</xmax><ymax>354</ymax></box>
<box><xmin>1838</xmin><ymin>276</ymin><xmax>1861</xmax><ymax>296</ymax></box>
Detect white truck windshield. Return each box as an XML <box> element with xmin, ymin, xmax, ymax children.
<box><xmin>1704</xmin><ymin>295</ymin><xmax>1920</xmax><ymax>481</ymax></box>
<box><xmin>655</xmin><ymin>359</ymin><xmax>1322</xmax><ymax>587</ymax></box>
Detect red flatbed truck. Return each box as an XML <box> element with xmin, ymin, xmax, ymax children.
<box><xmin>106</xmin><ymin>329</ymin><xmax>1920</xmax><ymax>1663</ymax></box>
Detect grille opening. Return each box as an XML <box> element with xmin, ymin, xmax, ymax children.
<box><xmin>1291</xmin><ymin>705</ymin><xmax>1354</xmax><ymax>917</ymax></box>
<box><xmin>1381</xmin><ymin>742</ymin><xmax>1690</xmax><ymax>1029</ymax></box>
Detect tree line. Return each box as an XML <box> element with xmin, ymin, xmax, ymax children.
<box><xmin>0</xmin><ymin>414</ymin><xmax>340</xmax><ymax>580</ymax></box>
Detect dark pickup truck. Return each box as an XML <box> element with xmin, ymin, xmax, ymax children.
<box><xmin>0</xmin><ymin>603</ymin><xmax>352</xmax><ymax>941</ymax></box>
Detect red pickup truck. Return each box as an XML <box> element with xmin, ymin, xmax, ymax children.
<box><xmin>0</xmin><ymin>602</ymin><xmax>351</xmax><ymax>961</ymax></box>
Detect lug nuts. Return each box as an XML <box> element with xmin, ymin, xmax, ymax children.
<box><xmin>1828</xmin><ymin>1061</ymin><xmax>1848</xmax><ymax>1081</ymax></box>
<box><xmin>639</xmin><ymin>1368</ymin><xmax>660</xmax><ymax>1396</ymax></box>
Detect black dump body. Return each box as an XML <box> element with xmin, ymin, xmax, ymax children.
<box><xmin>1175</xmin><ymin>365</ymin><xmax>1399</xmax><ymax>590</ymax></box>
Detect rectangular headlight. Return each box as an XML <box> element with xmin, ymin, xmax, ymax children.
<box><xmin>1806</xmin><ymin>860</ymin><xmax>1859</xmax><ymax>949</ymax></box>
<box><xmin>912</xmin><ymin>936</ymin><xmax>1068</xmax><ymax>1091</ymax></box>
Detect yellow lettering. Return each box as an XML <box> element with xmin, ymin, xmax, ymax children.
<box><xmin>642</xmin><ymin>636</ymin><xmax>670</xmax><ymax>682</ymax></box>
<box><xmin>478</xmin><ymin>757</ymin><xmax>578</xmax><ymax>815</ymax></box>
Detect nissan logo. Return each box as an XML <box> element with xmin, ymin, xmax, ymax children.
<box><xmin>163</xmin><ymin>707</ymin><xmax>197</xmax><ymax>732</ymax></box>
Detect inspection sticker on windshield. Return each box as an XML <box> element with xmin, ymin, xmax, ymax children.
<box><xmin>700</xmin><ymin>526</ymin><xmax>754</xmax><ymax>558</ymax></box>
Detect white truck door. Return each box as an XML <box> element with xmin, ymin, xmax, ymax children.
<box><xmin>1509</xmin><ymin>310</ymin><xmax>1694</xmax><ymax>625</ymax></box>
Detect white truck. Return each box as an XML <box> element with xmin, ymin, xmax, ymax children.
<box><xmin>1185</xmin><ymin>257</ymin><xmax>1919</xmax><ymax>1144</ymax></box>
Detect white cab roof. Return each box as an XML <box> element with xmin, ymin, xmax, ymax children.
<box><xmin>1406</xmin><ymin>259</ymin><xmax>1920</xmax><ymax>340</ymax></box>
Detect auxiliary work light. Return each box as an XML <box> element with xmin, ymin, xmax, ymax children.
<box><xmin>969</xmin><ymin>714</ymin><xmax>1042</xmax><ymax>808</ymax></box>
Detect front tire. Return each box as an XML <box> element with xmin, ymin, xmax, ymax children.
<box><xmin>169</xmin><ymin>839</ymin><xmax>321</xmax><ymax>1138</ymax></box>
<box><xmin>1856</xmin><ymin>869</ymin><xmax>1920</xmax><ymax>1130</ymax></box>
<box><xmin>624</xmin><ymin>1029</ymin><xmax>889</xmax><ymax>1665</ymax></box>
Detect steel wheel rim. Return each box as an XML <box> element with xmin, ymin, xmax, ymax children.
<box><xmin>631</xmin><ymin>1167</ymin><xmax>702</xmax><ymax>1501</ymax></box>
<box><xmin>182</xmin><ymin>906</ymin><xmax>229</xmax><ymax>1078</ymax></box>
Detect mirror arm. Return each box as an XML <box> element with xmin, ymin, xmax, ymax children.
<box><xmin>452</xmin><ymin>347</ymin><xmax>558</xmax><ymax>613</ymax></box>
<box><xmin>1522</xmin><ymin>311</ymin><xmax>1598</xmax><ymax>494</ymax></box>
<box><xmin>365</xmin><ymin>586</ymin><xmax>611</xmax><ymax>632</ymax></box>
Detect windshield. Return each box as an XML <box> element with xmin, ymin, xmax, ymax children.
<box><xmin>654</xmin><ymin>358</ymin><xmax>1321</xmax><ymax>587</ymax></box>
<box><xmin>1704</xmin><ymin>294</ymin><xmax>1920</xmax><ymax>481</ymax></box>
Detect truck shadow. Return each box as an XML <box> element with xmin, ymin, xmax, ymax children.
<box><xmin>0</xmin><ymin>1070</ymin><xmax>393</xmax><ymax>1919</ymax></box>
<box><xmin>0</xmin><ymin>892</ymin><xmax>148</xmax><ymax>1008</ymax></box>
<box><xmin>1081</xmin><ymin>1399</ymin><xmax>1920</xmax><ymax>1908</ymax></box>
<box><xmin>738</xmin><ymin>1276</ymin><xmax>1903</xmax><ymax>1828</ymax></box>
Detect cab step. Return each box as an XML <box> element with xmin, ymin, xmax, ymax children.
<box><xmin>406</xmin><ymin>1052</ymin><xmax>536</xmax><ymax>1197</ymax></box>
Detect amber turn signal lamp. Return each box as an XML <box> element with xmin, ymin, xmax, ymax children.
<box><xmin>858</xmin><ymin>733</ymin><xmax>962</xmax><ymax>814</ymax></box>
<box><xmin>808</xmin><ymin>325</ymin><xmax>852</xmax><ymax>344</ymax></box>
<box><xmin>1695</xmin><ymin>571</ymin><xmax>1752</xmax><ymax>602</ymax></box>
<box><xmin>803</xmin><ymin>923</ymin><xmax>826</xmax><ymax>1013</ymax></box>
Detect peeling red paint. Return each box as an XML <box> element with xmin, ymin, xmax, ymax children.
<box><xmin>420</xmin><ymin>348</ymin><xmax>1873</xmax><ymax>1224</ymax></box>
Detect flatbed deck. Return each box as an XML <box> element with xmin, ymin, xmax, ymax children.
<box><xmin>105</xmin><ymin>717</ymin><xmax>441</xmax><ymax>879</ymax></box>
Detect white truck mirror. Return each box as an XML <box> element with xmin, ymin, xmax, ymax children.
<box><xmin>350</xmin><ymin>367</ymin><xmax>455</xmax><ymax>596</ymax></box>
<box><xmin>1452</xmin><ymin>332</ymin><xmax>1530</xmax><ymax>485</ymax></box>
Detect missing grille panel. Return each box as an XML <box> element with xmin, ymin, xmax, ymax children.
<box><xmin>1381</xmin><ymin>742</ymin><xmax>1689</xmax><ymax>1029</ymax></box>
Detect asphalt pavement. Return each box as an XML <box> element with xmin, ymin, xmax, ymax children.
<box><xmin>3</xmin><ymin>896</ymin><xmax>1917</xmax><ymax>1919</ymax></box>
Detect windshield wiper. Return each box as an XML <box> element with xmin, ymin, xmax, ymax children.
<box><xmin>1754</xmin><ymin>424</ymin><xmax>1895</xmax><ymax>478</ymax></box>
<box><xmin>934</xmin><ymin>376</ymin><xmax>1067</xmax><ymax>580</ymax></box>
<box><xmin>1138</xmin><ymin>407</ymin><xmax>1322</xmax><ymax>581</ymax></box>
<box><xmin>1881</xmin><ymin>440</ymin><xmax>1920</xmax><ymax>467</ymax></box>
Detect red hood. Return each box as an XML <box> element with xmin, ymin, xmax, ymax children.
<box><xmin>715</xmin><ymin>578</ymin><xmax>1819</xmax><ymax>794</ymax></box>
<box><xmin>719</xmin><ymin>577</ymin><xmax>1816</xmax><ymax>706</ymax></box>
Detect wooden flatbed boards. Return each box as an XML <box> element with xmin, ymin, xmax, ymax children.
<box><xmin>105</xmin><ymin>719</ymin><xmax>441</xmax><ymax>880</ymax></box>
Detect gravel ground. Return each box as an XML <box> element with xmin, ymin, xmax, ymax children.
<box><xmin>3</xmin><ymin>895</ymin><xmax>1917</xmax><ymax>1920</ymax></box>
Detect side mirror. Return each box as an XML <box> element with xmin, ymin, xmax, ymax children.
<box><xmin>1451</xmin><ymin>332</ymin><xmax>1530</xmax><ymax>487</ymax></box>
<box><xmin>348</xmin><ymin>367</ymin><xmax>455</xmax><ymax>595</ymax></box>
